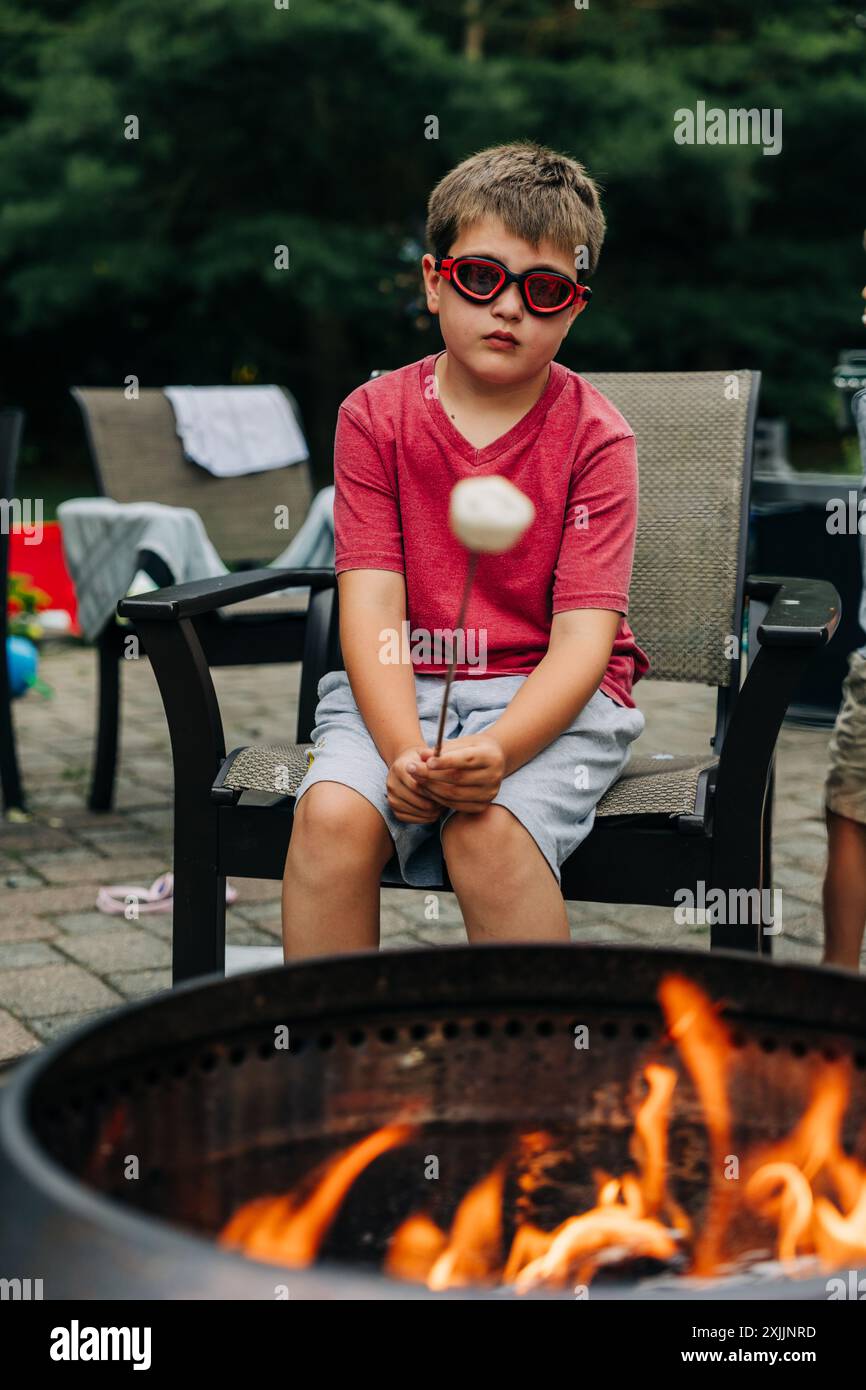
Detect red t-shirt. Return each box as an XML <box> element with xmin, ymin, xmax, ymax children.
<box><xmin>333</xmin><ymin>350</ymin><xmax>650</xmax><ymax>707</ymax></box>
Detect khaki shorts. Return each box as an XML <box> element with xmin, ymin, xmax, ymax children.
<box><xmin>825</xmin><ymin>648</ymin><xmax>866</xmax><ymax>825</ymax></box>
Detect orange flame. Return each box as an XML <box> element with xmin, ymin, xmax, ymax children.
<box><xmin>219</xmin><ymin>977</ymin><xmax>866</xmax><ymax>1292</ymax></box>
<box><xmin>219</xmin><ymin>1123</ymin><xmax>415</xmax><ymax>1267</ymax></box>
<box><xmin>745</xmin><ymin>1062</ymin><xmax>866</xmax><ymax>1270</ymax></box>
<box><xmin>388</xmin><ymin>1163</ymin><xmax>505</xmax><ymax>1289</ymax></box>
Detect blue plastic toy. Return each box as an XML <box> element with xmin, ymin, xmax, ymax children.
<box><xmin>6</xmin><ymin>636</ymin><xmax>52</xmax><ymax>699</ymax></box>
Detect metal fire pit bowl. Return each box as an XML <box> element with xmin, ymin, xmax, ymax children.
<box><xmin>2</xmin><ymin>944</ymin><xmax>865</xmax><ymax>1301</ymax></box>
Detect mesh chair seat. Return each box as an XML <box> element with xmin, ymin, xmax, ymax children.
<box><xmin>216</xmin><ymin>742</ymin><xmax>717</xmax><ymax>820</ymax></box>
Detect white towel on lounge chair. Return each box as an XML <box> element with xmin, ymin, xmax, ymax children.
<box><xmin>163</xmin><ymin>385</ymin><xmax>309</xmax><ymax>477</ymax></box>
<box><xmin>58</xmin><ymin>488</ymin><xmax>335</xmax><ymax>642</ymax></box>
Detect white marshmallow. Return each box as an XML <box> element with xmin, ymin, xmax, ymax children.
<box><xmin>448</xmin><ymin>476</ymin><xmax>536</xmax><ymax>554</ymax></box>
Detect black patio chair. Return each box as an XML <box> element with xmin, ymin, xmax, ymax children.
<box><xmin>1</xmin><ymin>410</ymin><xmax>27</xmax><ymax>816</ymax></box>
<box><xmin>71</xmin><ymin>387</ymin><xmax>316</xmax><ymax>811</ymax></box>
<box><xmin>118</xmin><ymin>370</ymin><xmax>841</xmax><ymax>984</ymax></box>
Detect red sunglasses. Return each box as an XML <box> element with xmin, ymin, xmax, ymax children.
<box><xmin>434</xmin><ymin>255</ymin><xmax>591</xmax><ymax>316</ymax></box>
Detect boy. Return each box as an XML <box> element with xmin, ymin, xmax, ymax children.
<box><xmin>823</xmin><ymin>385</ymin><xmax>866</xmax><ymax>970</ymax></box>
<box><xmin>282</xmin><ymin>141</ymin><xmax>650</xmax><ymax>958</ymax></box>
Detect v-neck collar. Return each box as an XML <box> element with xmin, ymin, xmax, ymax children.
<box><xmin>419</xmin><ymin>349</ymin><xmax>568</xmax><ymax>467</ymax></box>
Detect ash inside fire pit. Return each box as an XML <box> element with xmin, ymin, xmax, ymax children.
<box><xmin>3</xmin><ymin>945</ymin><xmax>866</xmax><ymax>1300</ymax></box>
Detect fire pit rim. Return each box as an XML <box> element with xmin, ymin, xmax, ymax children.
<box><xmin>2</xmin><ymin>943</ymin><xmax>865</xmax><ymax>1302</ymax></box>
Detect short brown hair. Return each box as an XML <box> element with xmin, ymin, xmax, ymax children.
<box><xmin>426</xmin><ymin>141</ymin><xmax>606</xmax><ymax>275</ymax></box>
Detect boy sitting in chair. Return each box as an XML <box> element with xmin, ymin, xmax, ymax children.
<box><xmin>282</xmin><ymin>141</ymin><xmax>650</xmax><ymax>957</ymax></box>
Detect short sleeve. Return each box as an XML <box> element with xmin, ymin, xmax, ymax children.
<box><xmin>333</xmin><ymin>405</ymin><xmax>405</xmax><ymax>575</ymax></box>
<box><xmin>552</xmin><ymin>434</ymin><xmax>638</xmax><ymax>615</ymax></box>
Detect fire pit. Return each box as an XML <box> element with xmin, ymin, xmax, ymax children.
<box><xmin>2</xmin><ymin>944</ymin><xmax>865</xmax><ymax>1300</ymax></box>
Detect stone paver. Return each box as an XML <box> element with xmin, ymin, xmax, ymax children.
<box><xmin>105</xmin><ymin>969</ymin><xmax>172</xmax><ymax>999</ymax></box>
<box><xmin>0</xmin><ymin>639</ymin><xmax>854</xmax><ymax>1066</ymax></box>
<box><xmin>0</xmin><ymin>963</ymin><xmax>123</xmax><ymax>1017</ymax></box>
<box><xmin>58</xmin><ymin>928</ymin><xmax>171</xmax><ymax>972</ymax></box>
<box><xmin>0</xmin><ymin>1008</ymin><xmax>40</xmax><ymax>1062</ymax></box>
<box><xmin>27</xmin><ymin>1012</ymin><xmax>107</xmax><ymax>1043</ymax></box>
<box><xmin>0</xmin><ymin>942</ymin><xmax>63</xmax><ymax>968</ymax></box>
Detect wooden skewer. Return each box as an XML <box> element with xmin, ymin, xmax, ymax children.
<box><xmin>432</xmin><ymin>550</ymin><xmax>479</xmax><ymax>757</ymax></box>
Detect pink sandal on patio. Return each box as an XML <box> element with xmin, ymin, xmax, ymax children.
<box><xmin>96</xmin><ymin>872</ymin><xmax>238</xmax><ymax>916</ymax></box>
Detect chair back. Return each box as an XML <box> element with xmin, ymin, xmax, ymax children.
<box><xmin>581</xmin><ymin>371</ymin><xmax>760</xmax><ymax>686</ymax></box>
<box><xmin>71</xmin><ymin>388</ymin><xmax>314</xmax><ymax>565</ymax></box>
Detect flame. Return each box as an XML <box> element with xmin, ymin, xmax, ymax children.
<box><xmin>219</xmin><ymin>977</ymin><xmax>866</xmax><ymax>1292</ymax></box>
<box><xmin>745</xmin><ymin>1062</ymin><xmax>866</xmax><ymax>1270</ymax></box>
<box><xmin>658</xmin><ymin>975</ymin><xmax>735</xmax><ymax>1273</ymax></box>
<box><xmin>219</xmin><ymin>1123</ymin><xmax>415</xmax><ymax>1267</ymax></box>
<box><xmin>506</xmin><ymin>1064</ymin><xmax>684</xmax><ymax>1290</ymax></box>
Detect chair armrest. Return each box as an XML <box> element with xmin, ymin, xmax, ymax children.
<box><xmin>117</xmin><ymin>566</ymin><xmax>336</xmax><ymax>623</ymax></box>
<box><xmin>711</xmin><ymin>573</ymin><xmax>841</xmax><ymax>917</ymax></box>
<box><xmin>745</xmin><ymin>574</ymin><xmax>841</xmax><ymax>649</ymax></box>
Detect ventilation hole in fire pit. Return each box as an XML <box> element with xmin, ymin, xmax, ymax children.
<box><xmin>535</xmin><ymin>1019</ymin><xmax>554</xmax><ymax>1037</ymax></box>
<box><xmin>378</xmin><ymin>1026</ymin><xmax>398</xmax><ymax>1044</ymax></box>
<box><xmin>600</xmin><ymin>1021</ymin><xmax>619</xmax><ymax>1040</ymax></box>
<box><xmin>229</xmin><ymin>1046</ymin><xmax>246</xmax><ymax>1067</ymax></box>
<box><xmin>760</xmin><ymin>1037</ymin><xmax>778</xmax><ymax>1054</ymax></box>
<box><xmin>199</xmin><ymin>1052</ymin><xmax>218</xmax><ymax>1073</ymax></box>
<box><xmin>116</xmin><ymin>1077</ymin><xmax>133</xmax><ymax>1096</ymax></box>
<box><xmin>472</xmin><ymin>1020</ymin><xmax>491</xmax><ymax>1038</ymax></box>
<box><xmin>632</xmin><ymin>1022</ymin><xmax>652</xmax><ymax>1041</ymax></box>
<box><xmin>410</xmin><ymin>1023</ymin><xmax>428</xmax><ymax>1041</ymax></box>
<box><xmin>822</xmin><ymin>1045</ymin><xmax>839</xmax><ymax>1062</ymax></box>
<box><xmin>171</xmin><ymin>1060</ymin><xmax>189</xmax><ymax>1079</ymax></box>
<box><xmin>256</xmin><ymin>1038</ymin><xmax>274</xmax><ymax>1060</ymax></box>
<box><xmin>348</xmin><ymin>1029</ymin><xmax>366</xmax><ymax>1047</ymax></box>
<box><xmin>504</xmin><ymin>1019</ymin><xmax>523</xmax><ymax>1038</ymax></box>
<box><xmin>441</xmin><ymin>1022</ymin><xmax>460</xmax><ymax>1040</ymax></box>
<box><xmin>144</xmin><ymin>1067</ymin><xmax>161</xmax><ymax>1087</ymax></box>
<box><xmin>855</xmin><ymin>1052</ymin><xmax>866</xmax><ymax>1070</ymax></box>
<box><xmin>317</xmin><ymin>1033</ymin><xmax>335</xmax><ymax>1051</ymax></box>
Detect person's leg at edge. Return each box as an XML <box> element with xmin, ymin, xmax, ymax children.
<box><xmin>823</xmin><ymin>805</ymin><xmax>866</xmax><ymax>970</ymax></box>
<box><xmin>282</xmin><ymin>781</ymin><xmax>397</xmax><ymax>959</ymax></box>
<box><xmin>441</xmin><ymin>804</ymin><xmax>570</xmax><ymax>943</ymax></box>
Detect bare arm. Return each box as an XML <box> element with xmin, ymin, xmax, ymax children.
<box><xmin>485</xmin><ymin>608</ymin><xmax>622</xmax><ymax>775</ymax></box>
<box><xmin>413</xmin><ymin>609</ymin><xmax>622</xmax><ymax>808</ymax></box>
<box><xmin>337</xmin><ymin>569</ymin><xmax>423</xmax><ymax>766</ymax></box>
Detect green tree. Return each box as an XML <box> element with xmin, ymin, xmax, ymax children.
<box><xmin>0</xmin><ymin>0</ymin><xmax>863</xmax><ymax>490</ymax></box>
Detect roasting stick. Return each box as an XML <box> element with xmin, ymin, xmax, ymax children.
<box><xmin>432</xmin><ymin>551</ymin><xmax>479</xmax><ymax>757</ymax></box>
<box><xmin>431</xmin><ymin>476</ymin><xmax>536</xmax><ymax>759</ymax></box>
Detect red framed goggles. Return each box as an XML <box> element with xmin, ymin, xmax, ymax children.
<box><xmin>435</xmin><ymin>255</ymin><xmax>591</xmax><ymax>316</ymax></box>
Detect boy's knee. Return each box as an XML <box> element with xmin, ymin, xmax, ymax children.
<box><xmin>442</xmin><ymin>803</ymin><xmax>520</xmax><ymax>860</ymax></box>
<box><xmin>292</xmin><ymin>782</ymin><xmax>392</xmax><ymax>862</ymax></box>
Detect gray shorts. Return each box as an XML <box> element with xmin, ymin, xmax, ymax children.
<box><xmin>292</xmin><ymin>670</ymin><xmax>645</xmax><ymax>888</ymax></box>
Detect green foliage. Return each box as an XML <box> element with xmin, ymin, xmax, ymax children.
<box><xmin>0</xmin><ymin>0</ymin><xmax>864</xmax><ymax>480</ymax></box>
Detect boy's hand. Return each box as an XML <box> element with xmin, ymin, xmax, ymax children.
<box><xmin>412</xmin><ymin>734</ymin><xmax>506</xmax><ymax>814</ymax></box>
<box><xmin>386</xmin><ymin>743</ymin><xmax>444</xmax><ymax>823</ymax></box>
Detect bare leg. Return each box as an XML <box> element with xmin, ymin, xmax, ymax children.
<box><xmin>823</xmin><ymin>806</ymin><xmax>866</xmax><ymax>970</ymax></box>
<box><xmin>282</xmin><ymin>782</ymin><xmax>396</xmax><ymax>959</ymax></box>
<box><xmin>442</xmin><ymin>804</ymin><xmax>570</xmax><ymax>943</ymax></box>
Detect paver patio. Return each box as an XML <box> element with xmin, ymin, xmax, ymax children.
<box><xmin>0</xmin><ymin>638</ymin><xmax>848</xmax><ymax>1067</ymax></box>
